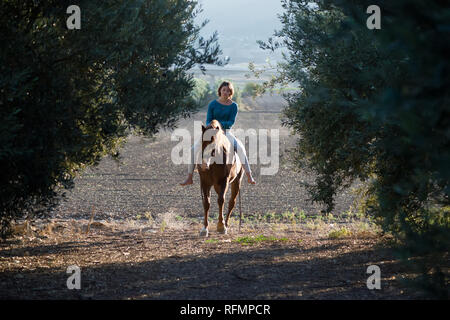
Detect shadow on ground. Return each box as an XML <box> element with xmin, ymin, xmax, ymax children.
<box><xmin>0</xmin><ymin>230</ymin><xmax>421</xmax><ymax>300</ymax></box>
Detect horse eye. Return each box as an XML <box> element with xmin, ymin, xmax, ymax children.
<box><xmin>211</xmin><ymin>149</ymin><xmax>215</xmax><ymax>156</ymax></box>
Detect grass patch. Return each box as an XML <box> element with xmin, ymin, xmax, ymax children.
<box><xmin>328</xmin><ymin>227</ymin><xmax>352</xmax><ymax>239</ymax></box>
<box><xmin>205</xmin><ymin>239</ymin><xmax>219</xmax><ymax>244</ymax></box>
<box><xmin>234</xmin><ymin>234</ymin><xmax>288</xmax><ymax>246</ymax></box>
<box><xmin>242</xmin><ymin>208</ymin><xmax>310</xmax><ymax>225</ymax></box>
<box><xmin>160</xmin><ymin>220</ymin><xmax>167</xmax><ymax>233</ymax></box>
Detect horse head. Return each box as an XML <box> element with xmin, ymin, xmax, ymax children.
<box><xmin>201</xmin><ymin>120</ymin><xmax>230</xmax><ymax>171</ymax></box>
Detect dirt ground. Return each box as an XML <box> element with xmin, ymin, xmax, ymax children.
<box><xmin>0</xmin><ymin>95</ymin><xmax>425</xmax><ymax>300</ymax></box>
<box><xmin>0</xmin><ymin>218</ymin><xmax>423</xmax><ymax>300</ymax></box>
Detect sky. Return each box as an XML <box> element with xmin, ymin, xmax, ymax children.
<box><xmin>195</xmin><ymin>0</ymin><xmax>286</xmax><ymax>69</ymax></box>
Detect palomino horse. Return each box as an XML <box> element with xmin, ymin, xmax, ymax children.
<box><xmin>197</xmin><ymin>120</ymin><xmax>244</xmax><ymax>236</ymax></box>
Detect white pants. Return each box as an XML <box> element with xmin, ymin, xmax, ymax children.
<box><xmin>188</xmin><ymin>130</ymin><xmax>251</xmax><ymax>175</ymax></box>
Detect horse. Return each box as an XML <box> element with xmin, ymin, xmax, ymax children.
<box><xmin>197</xmin><ymin>120</ymin><xmax>244</xmax><ymax>236</ymax></box>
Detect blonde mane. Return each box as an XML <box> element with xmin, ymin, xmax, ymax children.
<box><xmin>205</xmin><ymin>120</ymin><xmax>230</xmax><ymax>154</ymax></box>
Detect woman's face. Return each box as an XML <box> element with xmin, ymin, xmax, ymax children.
<box><xmin>220</xmin><ymin>85</ymin><xmax>232</xmax><ymax>99</ymax></box>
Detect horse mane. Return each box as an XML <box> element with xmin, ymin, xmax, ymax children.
<box><xmin>205</xmin><ymin>120</ymin><xmax>230</xmax><ymax>154</ymax></box>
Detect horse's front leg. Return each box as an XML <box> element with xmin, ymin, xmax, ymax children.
<box><xmin>225</xmin><ymin>181</ymin><xmax>239</xmax><ymax>228</ymax></box>
<box><xmin>217</xmin><ymin>181</ymin><xmax>228</xmax><ymax>234</ymax></box>
<box><xmin>200</xmin><ymin>184</ymin><xmax>211</xmax><ymax>237</ymax></box>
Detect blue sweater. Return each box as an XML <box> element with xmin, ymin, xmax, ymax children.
<box><xmin>206</xmin><ymin>99</ymin><xmax>238</xmax><ymax>130</ymax></box>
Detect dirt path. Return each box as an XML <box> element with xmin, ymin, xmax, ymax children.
<box><xmin>0</xmin><ymin>219</ymin><xmax>420</xmax><ymax>299</ymax></box>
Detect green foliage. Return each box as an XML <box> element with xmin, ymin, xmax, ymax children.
<box><xmin>328</xmin><ymin>227</ymin><xmax>352</xmax><ymax>239</ymax></box>
<box><xmin>233</xmin><ymin>86</ymin><xmax>242</xmax><ymax>108</ymax></box>
<box><xmin>234</xmin><ymin>234</ymin><xmax>288</xmax><ymax>245</ymax></box>
<box><xmin>0</xmin><ymin>0</ymin><xmax>225</xmax><ymax>236</ymax></box>
<box><xmin>259</xmin><ymin>0</ymin><xmax>449</xmax><ymax>298</ymax></box>
<box><xmin>241</xmin><ymin>82</ymin><xmax>263</xmax><ymax>98</ymax></box>
<box><xmin>191</xmin><ymin>78</ymin><xmax>215</xmax><ymax>109</ymax></box>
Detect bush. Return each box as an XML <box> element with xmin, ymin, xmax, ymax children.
<box><xmin>0</xmin><ymin>0</ymin><xmax>225</xmax><ymax>237</ymax></box>
<box><xmin>260</xmin><ymin>0</ymin><xmax>449</xmax><ymax>298</ymax></box>
<box><xmin>242</xmin><ymin>82</ymin><xmax>263</xmax><ymax>97</ymax></box>
<box><xmin>328</xmin><ymin>227</ymin><xmax>352</xmax><ymax>239</ymax></box>
<box><xmin>191</xmin><ymin>78</ymin><xmax>216</xmax><ymax>110</ymax></box>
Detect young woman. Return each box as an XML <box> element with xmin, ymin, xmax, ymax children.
<box><xmin>180</xmin><ymin>81</ymin><xmax>256</xmax><ymax>186</ymax></box>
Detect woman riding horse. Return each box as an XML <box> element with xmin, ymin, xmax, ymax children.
<box><xmin>180</xmin><ymin>81</ymin><xmax>256</xmax><ymax>186</ymax></box>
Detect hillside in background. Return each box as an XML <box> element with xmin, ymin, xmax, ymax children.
<box><xmin>195</xmin><ymin>0</ymin><xmax>285</xmax><ymax>66</ymax></box>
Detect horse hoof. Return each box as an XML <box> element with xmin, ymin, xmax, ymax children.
<box><xmin>200</xmin><ymin>227</ymin><xmax>209</xmax><ymax>237</ymax></box>
<box><xmin>217</xmin><ymin>224</ymin><xmax>227</xmax><ymax>234</ymax></box>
